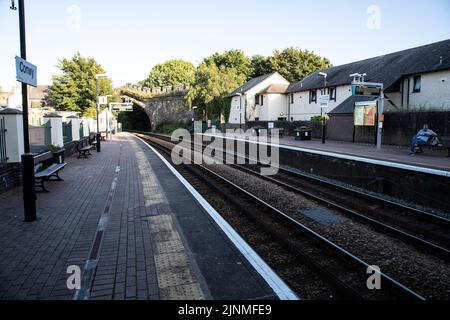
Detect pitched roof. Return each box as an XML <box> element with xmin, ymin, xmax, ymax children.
<box><xmin>328</xmin><ymin>96</ymin><xmax>377</xmax><ymax>115</ymax></box>
<box><xmin>227</xmin><ymin>72</ymin><xmax>277</xmax><ymax>97</ymax></box>
<box><xmin>287</xmin><ymin>39</ymin><xmax>450</xmax><ymax>93</ymax></box>
<box><xmin>258</xmin><ymin>84</ymin><xmax>290</xmax><ymax>94</ymax></box>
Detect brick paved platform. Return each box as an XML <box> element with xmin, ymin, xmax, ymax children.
<box><xmin>0</xmin><ymin>133</ymin><xmax>279</xmax><ymax>300</ymax></box>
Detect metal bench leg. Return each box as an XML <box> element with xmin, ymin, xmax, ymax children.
<box><xmin>34</xmin><ymin>179</ymin><xmax>50</xmax><ymax>193</ymax></box>
<box><xmin>49</xmin><ymin>172</ymin><xmax>64</xmax><ymax>182</ymax></box>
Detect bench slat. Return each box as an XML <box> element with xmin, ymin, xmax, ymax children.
<box><xmin>35</xmin><ymin>163</ymin><xmax>67</xmax><ymax>178</ymax></box>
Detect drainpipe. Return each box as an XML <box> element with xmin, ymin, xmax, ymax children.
<box><xmin>407</xmin><ymin>77</ymin><xmax>411</xmax><ymax>110</ymax></box>
<box><xmin>401</xmin><ymin>78</ymin><xmax>404</xmax><ymax>108</ymax></box>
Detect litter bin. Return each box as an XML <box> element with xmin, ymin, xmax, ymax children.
<box><xmin>294</xmin><ymin>127</ymin><xmax>312</xmax><ymax>141</ymax></box>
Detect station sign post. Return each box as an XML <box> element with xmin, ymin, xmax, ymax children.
<box><xmin>13</xmin><ymin>0</ymin><xmax>38</xmax><ymax>222</ymax></box>
<box><xmin>318</xmin><ymin>94</ymin><xmax>330</xmax><ymax>144</ymax></box>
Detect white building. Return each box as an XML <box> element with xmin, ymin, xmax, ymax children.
<box><xmin>287</xmin><ymin>39</ymin><xmax>450</xmax><ymax>118</ymax></box>
<box><xmin>227</xmin><ymin>72</ymin><xmax>290</xmax><ymax>124</ymax></box>
<box><xmin>226</xmin><ymin>39</ymin><xmax>450</xmax><ymax>123</ymax></box>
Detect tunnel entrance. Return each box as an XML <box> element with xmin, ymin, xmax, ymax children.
<box><xmin>118</xmin><ymin>104</ymin><xmax>151</xmax><ymax>132</ymax></box>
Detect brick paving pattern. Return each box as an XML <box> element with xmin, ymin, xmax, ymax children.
<box><xmin>0</xmin><ymin>133</ymin><xmax>204</xmax><ymax>300</ymax></box>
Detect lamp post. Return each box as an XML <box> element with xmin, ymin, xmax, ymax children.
<box><xmin>95</xmin><ymin>74</ymin><xmax>108</xmax><ymax>152</ymax></box>
<box><xmin>318</xmin><ymin>72</ymin><xmax>328</xmax><ymax>144</ymax></box>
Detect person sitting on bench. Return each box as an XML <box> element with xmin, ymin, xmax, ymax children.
<box><xmin>409</xmin><ymin>124</ymin><xmax>438</xmax><ymax>155</ymax></box>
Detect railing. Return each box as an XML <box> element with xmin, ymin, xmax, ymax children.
<box><xmin>63</xmin><ymin>121</ymin><xmax>72</xmax><ymax>143</ymax></box>
<box><xmin>0</xmin><ymin>116</ymin><xmax>7</xmax><ymax>163</ymax></box>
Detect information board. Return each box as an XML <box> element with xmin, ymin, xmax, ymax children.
<box><xmin>354</xmin><ymin>101</ymin><xmax>377</xmax><ymax>126</ymax></box>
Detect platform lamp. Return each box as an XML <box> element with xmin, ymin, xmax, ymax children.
<box><xmin>95</xmin><ymin>74</ymin><xmax>109</xmax><ymax>152</ymax></box>
<box><xmin>318</xmin><ymin>72</ymin><xmax>328</xmax><ymax>144</ymax></box>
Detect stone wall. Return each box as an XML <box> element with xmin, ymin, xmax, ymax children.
<box><xmin>120</xmin><ymin>84</ymin><xmax>193</xmax><ymax>131</ymax></box>
<box><xmin>142</xmin><ymin>95</ymin><xmax>194</xmax><ymax>131</ymax></box>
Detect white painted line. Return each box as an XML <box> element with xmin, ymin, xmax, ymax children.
<box><xmin>201</xmin><ymin>133</ymin><xmax>450</xmax><ymax>178</ymax></box>
<box><xmin>135</xmin><ymin>135</ymin><xmax>299</xmax><ymax>301</ymax></box>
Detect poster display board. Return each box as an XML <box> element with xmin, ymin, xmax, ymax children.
<box><xmin>354</xmin><ymin>101</ymin><xmax>377</xmax><ymax>126</ymax></box>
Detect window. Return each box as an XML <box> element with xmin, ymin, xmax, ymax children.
<box><xmin>329</xmin><ymin>87</ymin><xmax>337</xmax><ymax>101</ymax></box>
<box><xmin>255</xmin><ymin>95</ymin><xmax>260</xmax><ymax>105</ymax></box>
<box><xmin>290</xmin><ymin>93</ymin><xmax>294</xmax><ymax>104</ymax></box>
<box><xmin>261</xmin><ymin>95</ymin><xmax>264</xmax><ymax>106</ymax></box>
<box><xmin>309</xmin><ymin>90</ymin><xmax>317</xmax><ymax>104</ymax></box>
<box><xmin>413</xmin><ymin>76</ymin><xmax>421</xmax><ymax>93</ymax></box>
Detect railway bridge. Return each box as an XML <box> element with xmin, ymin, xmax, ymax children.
<box><xmin>118</xmin><ymin>83</ymin><xmax>194</xmax><ymax>131</ymax></box>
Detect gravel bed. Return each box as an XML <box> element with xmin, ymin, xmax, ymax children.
<box><xmin>205</xmin><ymin>193</ymin><xmax>339</xmax><ymax>300</ymax></box>
<box><xmin>208</xmin><ymin>164</ymin><xmax>450</xmax><ymax>300</ymax></box>
<box><xmin>283</xmin><ymin>165</ymin><xmax>450</xmax><ymax>220</ymax></box>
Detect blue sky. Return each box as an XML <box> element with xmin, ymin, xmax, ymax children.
<box><xmin>1</xmin><ymin>0</ymin><xmax>449</xmax><ymax>88</ymax></box>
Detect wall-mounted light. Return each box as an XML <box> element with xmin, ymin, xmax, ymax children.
<box><xmin>10</xmin><ymin>0</ymin><xmax>17</xmax><ymax>10</ymax></box>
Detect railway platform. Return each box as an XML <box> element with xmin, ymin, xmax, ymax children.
<box><xmin>203</xmin><ymin>132</ymin><xmax>450</xmax><ymax>173</ymax></box>
<box><xmin>0</xmin><ymin>132</ymin><xmax>293</xmax><ymax>300</ymax></box>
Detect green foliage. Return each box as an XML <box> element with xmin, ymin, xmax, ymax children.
<box><xmin>141</xmin><ymin>60</ymin><xmax>195</xmax><ymax>88</ymax></box>
<box><xmin>268</xmin><ymin>48</ymin><xmax>332</xmax><ymax>82</ymax></box>
<box><xmin>311</xmin><ymin>115</ymin><xmax>330</xmax><ymax>122</ymax></box>
<box><xmin>204</xmin><ymin>50</ymin><xmax>253</xmax><ymax>80</ymax></box>
<box><xmin>46</xmin><ymin>53</ymin><xmax>112</xmax><ymax>117</ymax></box>
<box><xmin>250</xmin><ymin>55</ymin><xmax>273</xmax><ymax>78</ymax></box>
<box><xmin>187</xmin><ymin>63</ymin><xmax>246</xmax><ymax>121</ymax></box>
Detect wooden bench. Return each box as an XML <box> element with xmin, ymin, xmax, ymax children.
<box><xmin>34</xmin><ymin>152</ymin><xmax>67</xmax><ymax>193</ymax></box>
<box><xmin>416</xmin><ymin>136</ymin><xmax>450</xmax><ymax>157</ymax></box>
<box><xmin>77</xmin><ymin>138</ymin><xmax>94</xmax><ymax>158</ymax></box>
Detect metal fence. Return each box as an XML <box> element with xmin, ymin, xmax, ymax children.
<box><xmin>0</xmin><ymin>116</ymin><xmax>7</xmax><ymax>163</ymax></box>
<box><xmin>63</xmin><ymin>121</ymin><xmax>72</xmax><ymax>143</ymax></box>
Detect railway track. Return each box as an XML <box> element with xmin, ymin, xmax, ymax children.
<box><xmin>136</xmin><ymin>132</ymin><xmax>426</xmax><ymax>300</ymax></box>
<box><xmin>143</xmin><ymin>132</ymin><xmax>450</xmax><ymax>260</ymax></box>
<box><xmin>232</xmin><ymin>164</ymin><xmax>450</xmax><ymax>260</ymax></box>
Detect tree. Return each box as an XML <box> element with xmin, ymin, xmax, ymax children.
<box><xmin>141</xmin><ymin>60</ymin><xmax>195</xmax><ymax>88</ymax></box>
<box><xmin>204</xmin><ymin>50</ymin><xmax>253</xmax><ymax>80</ymax></box>
<box><xmin>47</xmin><ymin>53</ymin><xmax>113</xmax><ymax>117</ymax></box>
<box><xmin>250</xmin><ymin>55</ymin><xmax>273</xmax><ymax>78</ymax></box>
<box><xmin>268</xmin><ymin>48</ymin><xmax>332</xmax><ymax>82</ymax></box>
<box><xmin>187</xmin><ymin>63</ymin><xmax>246</xmax><ymax>120</ymax></box>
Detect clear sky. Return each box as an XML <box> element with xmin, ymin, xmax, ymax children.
<box><xmin>1</xmin><ymin>0</ymin><xmax>449</xmax><ymax>88</ymax></box>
